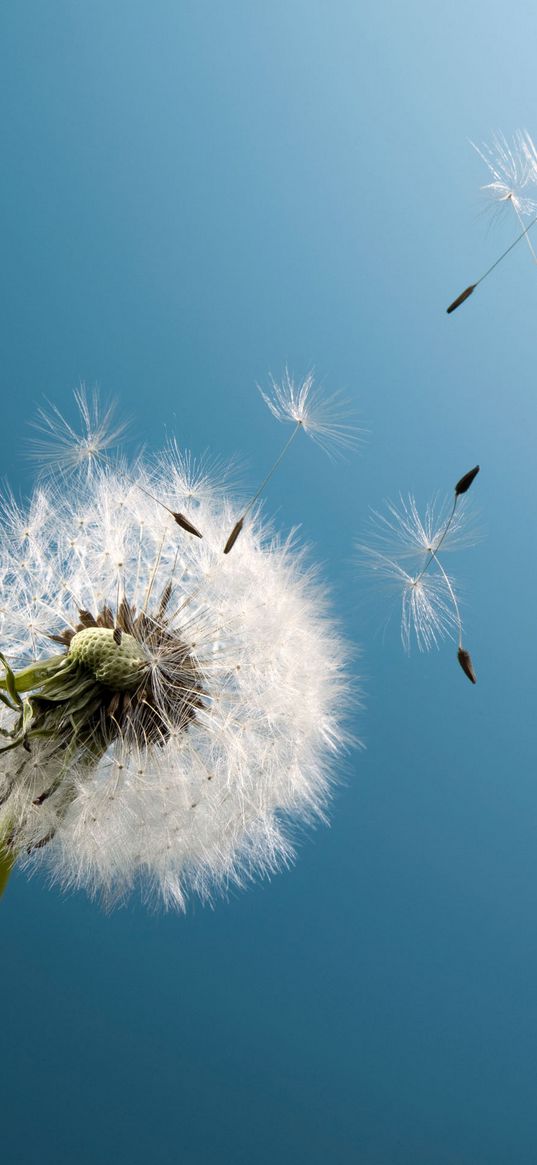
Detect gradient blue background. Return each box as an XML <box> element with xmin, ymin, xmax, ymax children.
<box><xmin>2</xmin><ymin>3</ymin><xmax>537</xmax><ymax>1162</ymax></box>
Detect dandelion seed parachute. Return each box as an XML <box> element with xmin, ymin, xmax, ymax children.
<box><xmin>28</xmin><ymin>385</ymin><xmax>128</xmax><ymax>479</ymax></box>
<box><xmin>447</xmin><ymin>132</ymin><xmax>537</xmax><ymax>313</ymax></box>
<box><xmin>259</xmin><ymin>368</ymin><xmax>361</xmax><ymax>455</ymax></box>
<box><xmin>223</xmin><ymin>369</ymin><xmax>361</xmax><ymax>553</ymax></box>
<box><xmin>472</xmin><ymin>131</ymin><xmax>537</xmax><ymax>222</ymax></box>
<box><xmin>0</xmin><ymin>420</ymin><xmax>352</xmax><ymax>909</ymax></box>
<box><xmin>358</xmin><ymin>471</ymin><xmax>479</xmax><ymax>675</ymax></box>
<box><xmin>364</xmin><ymin>492</ymin><xmax>476</xmax><ymax>564</ymax></box>
<box><xmin>358</xmin><ymin>545</ymin><xmax>460</xmax><ymax>652</ymax></box>
<box><xmin>446</xmin><ymin>214</ymin><xmax>537</xmax><ymax>314</ymax></box>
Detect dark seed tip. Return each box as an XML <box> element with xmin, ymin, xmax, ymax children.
<box><xmin>113</xmin><ymin>627</ymin><xmax>122</xmax><ymax>646</ymax></box>
<box><xmin>447</xmin><ymin>284</ymin><xmax>476</xmax><ymax>314</ymax></box>
<box><xmin>173</xmin><ymin>512</ymin><xmax>203</xmax><ymax>538</ymax></box>
<box><xmin>455</xmin><ymin>465</ymin><xmax>480</xmax><ymax>496</ymax></box>
<box><xmin>223</xmin><ymin>518</ymin><xmax>244</xmax><ymax>555</ymax></box>
<box><xmin>458</xmin><ymin>647</ymin><xmax>477</xmax><ymax>684</ymax></box>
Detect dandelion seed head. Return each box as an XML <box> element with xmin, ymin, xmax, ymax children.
<box><xmin>259</xmin><ymin>368</ymin><xmax>360</xmax><ymax>456</ymax></box>
<box><xmin>0</xmin><ymin>444</ymin><xmax>353</xmax><ymax>909</ymax></box>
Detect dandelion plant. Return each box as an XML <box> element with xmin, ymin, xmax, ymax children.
<box><xmin>0</xmin><ymin>393</ymin><xmax>353</xmax><ymax>908</ymax></box>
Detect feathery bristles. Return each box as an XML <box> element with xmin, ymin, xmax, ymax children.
<box><xmin>223</xmin><ymin>370</ymin><xmax>360</xmax><ymax>552</ymax></box>
<box><xmin>472</xmin><ymin>131</ymin><xmax>537</xmax><ymax>221</ymax></box>
<box><xmin>360</xmin><ymin>550</ymin><xmax>460</xmax><ymax>652</ymax></box>
<box><xmin>259</xmin><ymin>368</ymin><xmax>361</xmax><ymax>455</ymax></box>
<box><xmin>0</xmin><ymin>424</ymin><xmax>354</xmax><ymax>909</ymax></box>
<box><xmin>28</xmin><ymin>385</ymin><xmax>128</xmax><ymax>478</ymax></box>
<box><xmin>447</xmin><ymin>132</ymin><xmax>537</xmax><ymax>312</ymax></box>
<box><xmin>29</xmin><ymin>390</ymin><xmax>208</xmax><ymax>539</ymax></box>
<box><xmin>364</xmin><ymin>492</ymin><xmax>476</xmax><ymax>561</ymax></box>
<box><xmin>359</xmin><ymin>467</ymin><xmax>480</xmax><ymax>679</ymax></box>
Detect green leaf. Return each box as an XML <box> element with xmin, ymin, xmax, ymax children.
<box><xmin>0</xmin><ymin>655</ymin><xmax>65</xmax><ymax>694</ymax></box>
<box><xmin>0</xmin><ymin>653</ymin><xmax>22</xmax><ymax>707</ymax></box>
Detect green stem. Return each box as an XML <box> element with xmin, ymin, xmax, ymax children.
<box><xmin>0</xmin><ymin>818</ymin><xmax>15</xmax><ymax>899</ymax></box>
<box><xmin>0</xmin><ymin>847</ymin><xmax>15</xmax><ymax>898</ymax></box>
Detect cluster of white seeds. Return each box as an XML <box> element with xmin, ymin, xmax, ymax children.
<box><xmin>0</xmin><ymin>445</ymin><xmax>351</xmax><ymax>909</ymax></box>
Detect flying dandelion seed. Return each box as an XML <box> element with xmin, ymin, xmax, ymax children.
<box><xmin>223</xmin><ymin>370</ymin><xmax>361</xmax><ymax>553</ymax></box>
<box><xmin>358</xmin><ymin>467</ymin><xmax>480</xmax><ymax>679</ymax></box>
<box><xmin>258</xmin><ymin>369</ymin><xmax>359</xmax><ymax>454</ymax></box>
<box><xmin>472</xmin><ymin>131</ymin><xmax>537</xmax><ymax>247</ymax></box>
<box><xmin>29</xmin><ymin>387</ymin><xmax>205</xmax><ymax>539</ymax></box>
<box><xmin>0</xmin><ymin>397</ymin><xmax>353</xmax><ymax>908</ymax></box>
<box><xmin>29</xmin><ymin>385</ymin><xmax>128</xmax><ymax>478</ymax></box>
<box><xmin>447</xmin><ymin>132</ymin><xmax>537</xmax><ymax>313</ymax></box>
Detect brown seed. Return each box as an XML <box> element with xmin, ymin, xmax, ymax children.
<box><xmin>447</xmin><ymin>284</ymin><xmax>476</xmax><ymax>314</ymax></box>
<box><xmin>78</xmin><ymin>609</ymin><xmax>97</xmax><ymax>628</ymax></box>
<box><xmin>48</xmin><ymin>630</ymin><xmax>73</xmax><ymax>646</ymax></box>
<box><xmin>113</xmin><ymin>627</ymin><xmax>122</xmax><ymax>646</ymax></box>
<box><xmin>455</xmin><ymin>465</ymin><xmax>480</xmax><ymax>495</ymax></box>
<box><xmin>28</xmin><ymin>828</ymin><xmax>56</xmax><ymax>853</ymax></box>
<box><xmin>157</xmin><ymin>581</ymin><xmax>173</xmax><ymax>619</ymax></box>
<box><xmin>106</xmin><ymin>691</ymin><xmax>123</xmax><ymax>720</ymax></box>
<box><xmin>223</xmin><ymin>518</ymin><xmax>244</xmax><ymax>555</ymax></box>
<box><xmin>96</xmin><ymin>606</ymin><xmax>114</xmax><ymax>629</ymax></box>
<box><xmin>173</xmin><ymin>512</ymin><xmax>203</xmax><ymax>538</ymax></box>
<box><xmin>457</xmin><ymin>647</ymin><xmax>477</xmax><ymax>684</ymax></box>
<box><xmin>117</xmin><ymin>598</ymin><xmax>135</xmax><ymax>634</ymax></box>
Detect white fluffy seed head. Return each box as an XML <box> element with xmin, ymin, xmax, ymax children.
<box><xmin>0</xmin><ymin>448</ymin><xmax>354</xmax><ymax>909</ymax></box>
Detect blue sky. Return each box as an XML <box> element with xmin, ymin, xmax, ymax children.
<box><xmin>2</xmin><ymin>3</ymin><xmax>537</xmax><ymax>1162</ymax></box>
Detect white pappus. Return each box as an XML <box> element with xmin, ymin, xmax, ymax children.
<box><xmin>0</xmin><ymin>398</ymin><xmax>354</xmax><ymax>909</ymax></box>
<box><xmin>357</xmin><ymin>466</ymin><xmax>480</xmax><ymax>680</ymax></box>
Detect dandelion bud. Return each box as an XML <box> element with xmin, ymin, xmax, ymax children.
<box><xmin>447</xmin><ymin>285</ymin><xmax>476</xmax><ymax>314</ymax></box>
<box><xmin>457</xmin><ymin>647</ymin><xmax>477</xmax><ymax>684</ymax></box>
<box><xmin>455</xmin><ymin>465</ymin><xmax>480</xmax><ymax>495</ymax></box>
